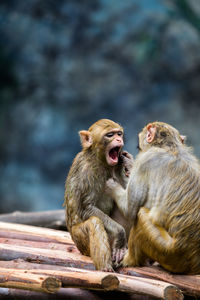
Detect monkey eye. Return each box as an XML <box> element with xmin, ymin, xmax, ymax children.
<box><xmin>160</xmin><ymin>131</ymin><xmax>167</xmax><ymax>137</ymax></box>
<box><xmin>117</xmin><ymin>131</ymin><xmax>123</xmax><ymax>136</ymax></box>
<box><xmin>105</xmin><ymin>132</ymin><xmax>114</xmax><ymax>138</ymax></box>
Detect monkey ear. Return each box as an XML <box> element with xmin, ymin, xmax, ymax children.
<box><xmin>180</xmin><ymin>135</ymin><xmax>186</xmax><ymax>144</ymax></box>
<box><xmin>146</xmin><ymin>123</ymin><xmax>157</xmax><ymax>143</ymax></box>
<box><xmin>79</xmin><ymin>130</ymin><xmax>93</xmax><ymax>149</ymax></box>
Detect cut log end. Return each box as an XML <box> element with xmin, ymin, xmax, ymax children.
<box><xmin>41</xmin><ymin>276</ymin><xmax>61</xmax><ymax>293</ymax></box>
<box><xmin>164</xmin><ymin>285</ymin><xmax>184</xmax><ymax>300</ymax></box>
<box><xmin>101</xmin><ymin>274</ymin><xmax>119</xmax><ymax>291</ymax></box>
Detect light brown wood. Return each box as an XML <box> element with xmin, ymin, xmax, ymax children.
<box><xmin>0</xmin><ymin>237</ymin><xmax>198</xmax><ymax>297</ymax></box>
<box><xmin>0</xmin><ymin>264</ymin><xmax>182</xmax><ymax>299</ymax></box>
<box><xmin>0</xmin><ymin>221</ymin><xmax>197</xmax><ymax>298</ymax></box>
<box><xmin>118</xmin><ymin>273</ymin><xmax>183</xmax><ymax>300</ymax></box>
<box><xmin>0</xmin><ymin>221</ymin><xmax>72</xmax><ymax>243</ymax></box>
<box><xmin>0</xmin><ymin>266</ymin><xmax>119</xmax><ymax>292</ymax></box>
<box><xmin>0</xmin><ymin>237</ymin><xmax>79</xmax><ymax>253</ymax></box>
<box><xmin>120</xmin><ymin>266</ymin><xmax>200</xmax><ymax>296</ymax></box>
<box><xmin>0</xmin><ymin>267</ymin><xmax>61</xmax><ymax>293</ymax></box>
<box><xmin>0</xmin><ymin>242</ymin><xmax>94</xmax><ymax>269</ymax></box>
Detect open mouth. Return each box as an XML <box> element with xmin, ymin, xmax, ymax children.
<box><xmin>107</xmin><ymin>146</ymin><xmax>120</xmax><ymax>165</ymax></box>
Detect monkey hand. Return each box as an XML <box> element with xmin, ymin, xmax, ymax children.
<box><xmin>105</xmin><ymin>178</ymin><xmax>121</xmax><ymax>198</ymax></box>
<box><xmin>120</xmin><ymin>151</ymin><xmax>134</xmax><ymax>177</ymax></box>
<box><xmin>112</xmin><ymin>247</ymin><xmax>127</xmax><ymax>268</ymax></box>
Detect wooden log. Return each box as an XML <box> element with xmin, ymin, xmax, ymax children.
<box><xmin>0</xmin><ymin>267</ymin><xmax>61</xmax><ymax>293</ymax></box>
<box><xmin>0</xmin><ymin>242</ymin><xmax>95</xmax><ymax>270</ymax></box>
<box><xmin>34</xmin><ymin>267</ymin><xmax>182</xmax><ymax>299</ymax></box>
<box><xmin>119</xmin><ymin>266</ymin><xmax>200</xmax><ymax>297</ymax></box>
<box><xmin>0</xmin><ymin>237</ymin><xmax>79</xmax><ymax>254</ymax></box>
<box><xmin>0</xmin><ymin>267</ymin><xmax>119</xmax><ymax>292</ymax></box>
<box><xmin>0</xmin><ymin>240</ymin><xmax>196</xmax><ymax>295</ymax></box>
<box><xmin>0</xmin><ymin>221</ymin><xmax>71</xmax><ymax>244</ymax></box>
<box><xmin>0</xmin><ymin>288</ymin><xmax>157</xmax><ymax>300</ymax></box>
<box><xmin>0</xmin><ymin>222</ymin><xmax>197</xmax><ymax>297</ymax></box>
<box><xmin>0</xmin><ymin>264</ymin><xmax>182</xmax><ymax>299</ymax></box>
<box><xmin>117</xmin><ymin>274</ymin><xmax>183</xmax><ymax>300</ymax></box>
<box><xmin>0</xmin><ymin>210</ymin><xmax>66</xmax><ymax>229</ymax></box>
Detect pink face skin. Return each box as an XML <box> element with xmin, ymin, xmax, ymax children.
<box><xmin>105</xmin><ymin>128</ymin><xmax>124</xmax><ymax>166</ymax></box>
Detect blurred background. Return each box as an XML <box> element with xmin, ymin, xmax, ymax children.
<box><xmin>0</xmin><ymin>0</ymin><xmax>200</xmax><ymax>214</ymax></box>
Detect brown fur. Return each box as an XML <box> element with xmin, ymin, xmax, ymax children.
<box><xmin>64</xmin><ymin>119</ymin><xmax>133</xmax><ymax>271</ymax></box>
<box><xmin>106</xmin><ymin>121</ymin><xmax>200</xmax><ymax>274</ymax></box>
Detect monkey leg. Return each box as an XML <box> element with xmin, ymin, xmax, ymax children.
<box><xmin>71</xmin><ymin>216</ymin><xmax>113</xmax><ymax>271</ymax></box>
<box><xmin>122</xmin><ymin>225</ymin><xmax>148</xmax><ymax>267</ymax></box>
<box><xmin>123</xmin><ymin>207</ymin><xmax>189</xmax><ymax>273</ymax></box>
<box><xmin>138</xmin><ymin>207</ymin><xmax>176</xmax><ymax>252</ymax></box>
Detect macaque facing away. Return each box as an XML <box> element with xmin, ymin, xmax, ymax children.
<box><xmin>64</xmin><ymin>119</ymin><xmax>133</xmax><ymax>271</ymax></box>
<box><xmin>107</xmin><ymin>121</ymin><xmax>200</xmax><ymax>274</ymax></box>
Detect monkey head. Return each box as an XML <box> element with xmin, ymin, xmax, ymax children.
<box><xmin>79</xmin><ymin>119</ymin><xmax>124</xmax><ymax>166</ymax></box>
<box><xmin>138</xmin><ymin>121</ymin><xmax>186</xmax><ymax>152</ymax></box>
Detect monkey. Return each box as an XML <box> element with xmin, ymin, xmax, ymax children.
<box><xmin>106</xmin><ymin>121</ymin><xmax>200</xmax><ymax>274</ymax></box>
<box><xmin>64</xmin><ymin>119</ymin><xmax>133</xmax><ymax>271</ymax></box>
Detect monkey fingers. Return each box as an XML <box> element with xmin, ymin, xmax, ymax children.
<box><xmin>102</xmin><ymin>266</ymin><xmax>114</xmax><ymax>272</ymax></box>
<box><xmin>112</xmin><ymin>247</ymin><xmax>127</xmax><ymax>266</ymax></box>
<box><xmin>105</xmin><ymin>178</ymin><xmax>118</xmax><ymax>197</ymax></box>
<box><xmin>106</xmin><ymin>178</ymin><xmax>120</xmax><ymax>192</ymax></box>
<box><xmin>120</xmin><ymin>151</ymin><xmax>134</xmax><ymax>177</ymax></box>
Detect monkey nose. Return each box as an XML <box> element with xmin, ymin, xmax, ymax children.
<box><xmin>116</xmin><ymin>137</ymin><xmax>123</xmax><ymax>142</ymax></box>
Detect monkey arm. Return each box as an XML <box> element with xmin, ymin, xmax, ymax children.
<box><xmin>126</xmin><ymin>163</ymin><xmax>148</xmax><ymax>222</ymax></box>
<box><xmin>106</xmin><ymin>178</ymin><xmax>128</xmax><ymax>217</ymax></box>
<box><xmin>79</xmin><ymin>202</ymin><xmax>126</xmax><ymax>248</ymax></box>
<box><xmin>80</xmin><ymin>203</ymin><xmax>121</xmax><ymax>230</ymax></box>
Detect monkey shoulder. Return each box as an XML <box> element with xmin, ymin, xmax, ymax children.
<box><xmin>67</xmin><ymin>152</ymin><xmax>110</xmax><ymax>207</ymax></box>
<box><xmin>68</xmin><ymin>152</ymin><xmax>100</xmax><ymax>186</ymax></box>
<box><xmin>138</xmin><ymin>148</ymin><xmax>173</xmax><ymax>167</ymax></box>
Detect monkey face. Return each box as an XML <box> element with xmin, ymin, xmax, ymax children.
<box><xmin>104</xmin><ymin>129</ymin><xmax>124</xmax><ymax>166</ymax></box>
<box><xmin>79</xmin><ymin>119</ymin><xmax>124</xmax><ymax>166</ymax></box>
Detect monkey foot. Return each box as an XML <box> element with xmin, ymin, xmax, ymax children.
<box><xmin>101</xmin><ymin>265</ymin><xmax>114</xmax><ymax>272</ymax></box>
<box><xmin>122</xmin><ymin>252</ymin><xmax>137</xmax><ymax>267</ymax></box>
<box><xmin>112</xmin><ymin>247</ymin><xmax>127</xmax><ymax>266</ymax></box>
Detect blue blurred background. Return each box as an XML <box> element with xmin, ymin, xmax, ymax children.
<box><xmin>1</xmin><ymin>0</ymin><xmax>200</xmax><ymax>213</ymax></box>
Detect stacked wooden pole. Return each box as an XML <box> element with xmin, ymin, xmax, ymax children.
<box><xmin>0</xmin><ymin>221</ymin><xmax>199</xmax><ymax>299</ymax></box>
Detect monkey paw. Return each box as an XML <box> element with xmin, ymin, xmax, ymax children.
<box><xmin>122</xmin><ymin>251</ymin><xmax>137</xmax><ymax>267</ymax></box>
<box><xmin>101</xmin><ymin>265</ymin><xmax>114</xmax><ymax>272</ymax></box>
<box><xmin>120</xmin><ymin>151</ymin><xmax>134</xmax><ymax>177</ymax></box>
<box><xmin>106</xmin><ymin>178</ymin><xmax>120</xmax><ymax>190</ymax></box>
<box><xmin>112</xmin><ymin>247</ymin><xmax>127</xmax><ymax>267</ymax></box>
<box><xmin>105</xmin><ymin>178</ymin><xmax>119</xmax><ymax>196</ymax></box>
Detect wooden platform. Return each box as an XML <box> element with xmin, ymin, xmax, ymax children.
<box><xmin>0</xmin><ymin>221</ymin><xmax>199</xmax><ymax>299</ymax></box>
